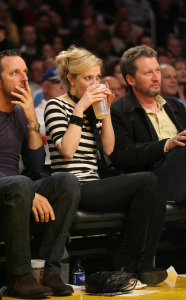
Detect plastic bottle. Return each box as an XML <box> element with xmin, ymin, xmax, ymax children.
<box><xmin>72</xmin><ymin>259</ymin><xmax>85</xmax><ymax>285</ymax></box>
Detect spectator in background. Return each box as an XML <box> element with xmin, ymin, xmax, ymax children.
<box><xmin>43</xmin><ymin>57</ymin><xmax>56</xmax><ymax>71</ymax></box>
<box><xmin>166</xmin><ymin>35</ymin><xmax>182</xmax><ymax>58</ymax></box>
<box><xmin>35</xmin><ymin>66</ymin><xmax>66</xmax><ymax>166</ymax></box>
<box><xmin>35</xmin><ymin>66</ymin><xmax>66</xmax><ymax>124</ymax></box>
<box><xmin>20</xmin><ymin>25</ymin><xmax>39</xmax><ymax>67</ymax></box>
<box><xmin>171</xmin><ymin>57</ymin><xmax>186</xmax><ymax>107</ymax></box>
<box><xmin>8</xmin><ymin>0</ymin><xmax>24</xmax><ymax>31</ymax></box>
<box><xmin>39</xmin><ymin>43</ymin><xmax>55</xmax><ymax>61</ymax></box>
<box><xmin>95</xmin><ymin>30</ymin><xmax>118</xmax><ymax>67</ymax></box>
<box><xmin>137</xmin><ymin>33</ymin><xmax>154</xmax><ymax>48</ymax></box>
<box><xmin>104</xmin><ymin>59</ymin><xmax>129</xmax><ymax>97</ymax></box>
<box><xmin>160</xmin><ymin>64</ymin><xmax>178</xmax><ymax>98</ymax></box>
<box><xmin>52</xmin><ymin>36</ymin><xmax>64</xmax><ymax>56</ymax></box>
<box><xmin>74</xmin><ymin>3</ymin><xmax>97</xmax><ymax>39</ymax></box>
<box><xmin>80</xmin><ymin>24</ymin><xmax>98</xmax><ymax>52</ymax></box>
<box><xmin>0</xmin><ymin>2</ymin><xmax>20</xmax><ymax>47</ymax></box>
<box><xmin>38</xmin><ymin>2</ymin><xmax>51</xmax><ymax>14</ymax></box>
<box><xmin>49</xmin><ymin>11</ymin><xmax>72</xmax><ymax>48</ymax></box>
<box><xmin>33</xmin><ymin>58</ymin><xmax>57</xmax><ymax>108</ymax></box>
<box><xmin>0</xmin><ymin>24</ymin><xmax>14</xmax><ymax>51</ymax></box>
<box><xmin>157</xmin><ymin>51</ymin><xmax>171</xmax><ymax>64</ymax></box>
<box><xmin>120</xmin><ymin>0</ymin><xmax>152</xmax><ymax>31</ymax></box>
<box><xmin>101</xmin><ymin>76</ymin><xmax>123</xmax><ymax>102</ymax></box>
<box><xmin>111</xmin><ymin>18</ymin><xmax>143</xmax><ymax>56</ymax></box>
<box><xmin>20</xmin><ymin>0</ymin><xmax>44</xmax><ymax>26</ymax></box>
<box><xmin>91</xmin><ymin>0</ymin><xmax>117</xmax><ymax>24</ymax></box>
<box><xmin>74</xmin><ymin>3</ymin><xmax>108</xmax><ymax>50</ymax></box>
<box><xmin>50</xmin><ymin>0</ymin><xmax>75</xmax><ymax>31</ymax></box>
<box><xmin>28</xmin><ymin>59</ymin><xmax>44</xmax><ymax>97</ymax></box>
<box><xmin>151</xmin><ymin>0</ymin><xmax>180</xmax><ymax>48</ymax></box>
<box><xmin>35</xmin><ymin>12</ymin><xmax>54</xmax><ymax>47</ymax></box>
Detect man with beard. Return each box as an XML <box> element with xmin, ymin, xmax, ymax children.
<box><xmin>0</xmin><ymin>49</ymin><xmax>80</xmax><ymax>298</ymax></box>
<box><xmin>110</xmin><ymin>45</ymin><xmax>186</xmax><ymax>203</ymax></box>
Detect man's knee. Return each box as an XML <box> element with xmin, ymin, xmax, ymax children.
<box><xmin>3</xmin><ymin>175</ymin><xmax>34</xmax><ymax>209</ymax></box>
<box><xmin>13</xmin><ymin>175</ymin><xmax>33</xmax><ymax>191</ymax></box>
<box><xmin>52</xmin><ymin>173</ymin><xmax>80</xmax><ymax>190</ymax></box>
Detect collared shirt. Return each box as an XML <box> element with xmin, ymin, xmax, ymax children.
<box><xmin>145</xmin><ymin>95</ymin><xmax>179</xmax><ymax>141</ymax></box>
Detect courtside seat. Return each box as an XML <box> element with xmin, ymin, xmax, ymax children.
<box><xmin>164</xmin><ymin>202</ymin><xmax>186</xmax><ymax>224</ymax></box>
<box><xmin>69</xmin><ymin>202</ymin><xmax>186</xmax><ymax>236</ymax></box>
<box><xmin>70</xmin><ymin>210</ymin><xmax>125</xmax><ymax>235</ymax></box>
<box><xmin>0</xmin><ymin>202</ymin><xmax>186</xmax><ymax>241</ymax></box>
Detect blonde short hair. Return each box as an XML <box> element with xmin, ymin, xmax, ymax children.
<box><xmin>56</xmin><ymin>45</ymin><xmax>103</xmax><ymax>87</ymax></box>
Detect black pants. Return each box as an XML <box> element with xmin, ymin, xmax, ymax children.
<box><xmin>80</xmin><ymin>172</ymin><xmax>166</xmax><ymax>269</ymax></box>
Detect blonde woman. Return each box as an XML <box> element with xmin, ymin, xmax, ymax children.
<box><xmin>44</xmin><ymin>45</ymin><xmax>167</xmax><ymax>286</ymax></box>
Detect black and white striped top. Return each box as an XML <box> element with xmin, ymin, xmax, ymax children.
<box><xmin>44</xmin><ymin>97</ymin><xmax>102</xmax><ymax>182</ymax></box>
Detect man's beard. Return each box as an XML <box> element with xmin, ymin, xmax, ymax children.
<box><xmin>146</xmin><ymin>84</ymin><xmax>160</xmax><ymax>97</ymax></box>
<box><xmin>146</xmin><ymin>89</ymin><xmax>160</xmax><ymax>97</ymax></box>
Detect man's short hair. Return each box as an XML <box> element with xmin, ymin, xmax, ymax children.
<box><xmin>0</xmin><ymin>49</ymin><xmax>21</xmax><ymax>77</ymax></box>
<box><xmin>120</xmin><ymin>45</ymin><xmax>157</xmax><ymax>86</ymax></box>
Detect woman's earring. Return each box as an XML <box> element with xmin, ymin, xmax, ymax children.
<box><xmin>70</xmin><ymin>86</ymin><xmax>76</xmax><ymax>96</ymax></box>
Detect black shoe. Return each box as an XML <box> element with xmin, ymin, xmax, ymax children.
<box><xmin>43</xmin><ymin>273</ymin><xmax>74</xmax><ymax>296</ymax></box>
<box><xmin>137</xmin><ymin>268</ymin><xmax>168</xmax><ymax>286</ymax></box>
<box><xmin>7</xmin><ymin>273</ymin><xmax>53</xmax><ymax>299</ymax></box>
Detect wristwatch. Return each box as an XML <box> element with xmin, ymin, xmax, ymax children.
<box><xmin>27</xmin><ymin>123</ymin><xmax>40</xmax><ymax>132</ymax></box>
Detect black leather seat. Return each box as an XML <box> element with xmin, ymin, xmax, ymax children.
<box><xmin>69</xmin><ymin>202</ymin><xmax>186</xmax><ymax>236</ymax></box>
<box><xmin>70</xmin><ymin>210</ymin><xmax>125</xmax><ymax>235</ymax></box>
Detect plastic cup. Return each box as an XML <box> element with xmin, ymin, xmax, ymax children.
<box><xmin>87</xmin><ymin>84</ymin><xmax>109</xmax><ymax>119</ymax></box>
<box><xmin>31</xmin><ymin>259</ymin><xmax>45</xmax><ymax>285</ymax></box>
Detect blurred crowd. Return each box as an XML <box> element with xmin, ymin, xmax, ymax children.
<box><xmin>1</xmin><ymin>0</ymin><xmax>186</xmax><ymax>105</ymax></box>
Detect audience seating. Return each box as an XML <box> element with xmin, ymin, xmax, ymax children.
<box><xmin>70</xmin><ymin>202</ymin><xmax>186</xmax><ymax>236</ymax></box>
<box><xmin>1</xmin><ymin>171</ymin><xmax>186</xmax><ymax>287</ymax></box>
<box><xmin>1</xmin><ymin>200</ymin><xmax>186</xmax><ymax>286</ymax></box>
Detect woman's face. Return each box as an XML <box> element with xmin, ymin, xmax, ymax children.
<box><xmin>72</xmin><ymin>65</ymin><xmax>101</xmax><ymax>98</ymax></box>
<box><xmin>174</xmin><ymin>61</ymin><xmax>186</xmax><ymax>84</ymax></box>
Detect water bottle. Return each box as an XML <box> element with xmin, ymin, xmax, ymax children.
<box><xmin>72</xmin><ymin>259</ymin><xmax>85</xmax><ymax>285</ymax></box>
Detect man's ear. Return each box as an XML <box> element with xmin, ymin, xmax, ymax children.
<box><xmin>126</xmin><ymin>74</ymin><xmax>135</xmax><ymax>86</ymax></box>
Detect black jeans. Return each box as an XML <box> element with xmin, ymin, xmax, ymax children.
<box><xmin>80</xmin><ymin>172</ymin><xmax>166</xmax><ymax>268</ymax></box>
<box><xmin>0</xmin><ymin>173</ymin><xmax>80</xmax><ymax>275</ymax></box>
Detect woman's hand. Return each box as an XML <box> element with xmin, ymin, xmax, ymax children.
<box><xmin>104</xmin><ymin>82</ymin><xmax>115</xmax><ymax>107</ymax></box>
<box><xmin>74</xmin><ymin>84</ymin><xmax>113</xmax><ymax>114</ymax></box>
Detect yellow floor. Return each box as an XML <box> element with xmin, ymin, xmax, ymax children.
<box><xmin>2</xmin><ymin>276</ymin><xmax>186</xmax><ymax>300</ymax></box>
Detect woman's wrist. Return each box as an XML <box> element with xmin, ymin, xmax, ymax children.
<box><xmin>70</xmin><ymin>115</ymin><xmax>85</xmax><ymax>127</ymax></box>
<box><xmin>73</xmin><ymin>106</ymin><xmax>84</xmax><ymax>118</ymax></box>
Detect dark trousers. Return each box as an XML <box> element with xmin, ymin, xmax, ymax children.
<box><xmin>0</xmin><ymin>173</ymin><xmax>80</xmax><ymax>275</ymax></box>
<box><xmin>80</xmin><ymin>172</ymin><xmax>166</xmax><ymax>266</ymax></box>
<box><xmin>153</xmin><ymin>143</ymin><xmax>186</xmax><ymax>203</ymax></box>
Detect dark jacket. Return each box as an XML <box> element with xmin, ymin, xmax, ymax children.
<box><xmin>110</xmin><ymin>89</ymin><xmax>186</xmax><ymax>173</ymax></box>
